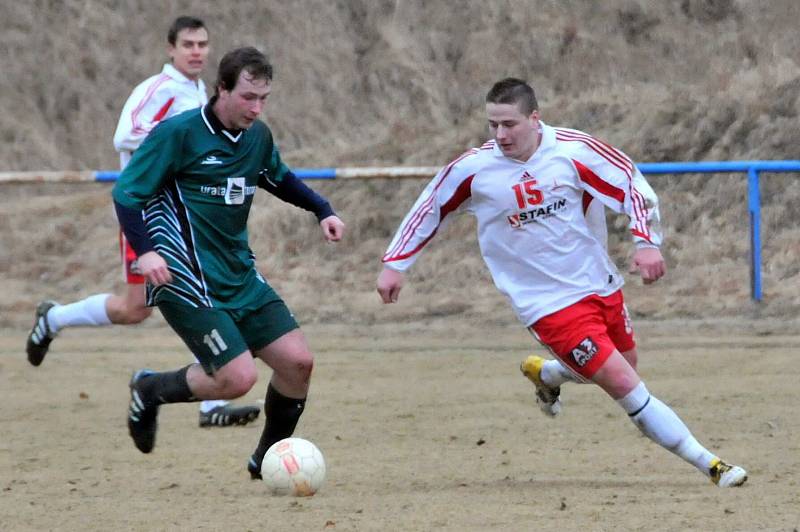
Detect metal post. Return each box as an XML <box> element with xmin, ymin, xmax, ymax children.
<box><xmin>747</xmin><ymin>168</ymin><xmax>762</xmax><ymax>301</ymax></box>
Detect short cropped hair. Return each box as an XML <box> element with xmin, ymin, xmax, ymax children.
<box><xmin>167</xmin><ymin>16</ymin><xmax>206</xmax><ymax>45</ymax></box>
<box><xmin>215</xmin><ymin>47</ymin><xmax>274</xmax><ymax>95</ymax></box>
<box><xmin>486</xmin><ymin>78</ymin><xmax>539</xmax><ymax>115</ymax></box>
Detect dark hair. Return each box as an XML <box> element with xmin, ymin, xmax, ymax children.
<box><xmin>214</xmin><ymin>47</ymin><xmax>273</xmax><ymax>95</ymax></box>
<box><xmin>486</xmin><ymin>78</ymin><xmax>538</xmax><ymax>115</ymax></box>
<box><xmin>167</xmin><ymin>16</ymin><xmax>206</xmax><ymax>45</ymax></box>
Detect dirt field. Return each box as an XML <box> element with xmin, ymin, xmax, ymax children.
<box><xmin>2</xmin><ymin>318</ymin><xmax>798</xmax><ymax>531</ymax></box>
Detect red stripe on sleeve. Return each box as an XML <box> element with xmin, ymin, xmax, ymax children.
<box><xmin>130</xmin><ymin>75</ymin><xmax>169</xmax><ymax>134</ymax></box>
<box><xmin>439</xmin><ymin>174</ymin><xmax>474</xmax><ymax>219</ymax></box>
<box><xmin>556</xmin><ymin>130</ymin><xmax>633</xmax><ymax>178</ymax></box>
<box><xmin>573</xmin><ymin>160</ymin><xmax>626</xmax><ymax>203</ymax></box>
<box><xmin>152</xmin><ymin>97</ymin><xmax>175</xmax><ymax>122</ymax></box>
<box><xmin>631</xmin><ymin>229</ymin><xmax>652</xmax><ymax>242</ymax></box>
<box><xmin>383</xmin><ymin>174</ymin><xmax>474</xmax><ymax>262</ymax></box>
<box><xmin>383</xmin><ymin>150</ymin><xmax>476</xmax><ymax>260</ymax></box>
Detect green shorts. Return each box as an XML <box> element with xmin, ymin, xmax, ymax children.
<box><xmin>158</xmin><ymin>299</ymin><xmax>299</xmax><ymax>375</ymax></box>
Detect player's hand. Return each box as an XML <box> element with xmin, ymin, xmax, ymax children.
<box><xmin>629</xmin><ymin>247</ymin><xmax>666</xmax><ymax>285</ymax></box>
<box><xmin>377</xmin><ymin>267</ymin><xmax>405</xmax><ymax>304</ymax></box>
<box><xmin>137</xmin><ymin>251</ymin><xmax>172</xmax><ymax>286</ymax></box>
<box><xmin>320</xmin><ymin>215</ymin><xmax>345</xmax><ymax>242</ymax></box>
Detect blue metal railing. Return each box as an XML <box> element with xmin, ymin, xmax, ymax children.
<box><xmin>637</xmin><ymin>161</ymin><xmax>800</xmax><ymax>301</ymax></box>
<box><xmin>60</xmin><ymin>160</ymin><xmax>800</xmax><ymax>301</ymax></box>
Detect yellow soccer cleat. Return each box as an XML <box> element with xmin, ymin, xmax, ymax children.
<box><xmin>520</xmin><ymin>355</ymin><xmax>562</xmax><ymax>417</ymax></box>
<box><xmin>709</xmin><ymin>458</ymin><xmax>748</xmax><ymax>487</ymax></box>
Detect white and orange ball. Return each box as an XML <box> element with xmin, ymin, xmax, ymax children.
<box><xmin>261</xmin><ymin>437</ymin><xmax>326</xmax><ymax>496</ymax></box>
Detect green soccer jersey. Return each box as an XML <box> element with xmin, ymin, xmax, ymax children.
<box><xmin>112</xmin><ymin>105</ymin><xmax>290</xmax><ymax>311</ymax></box>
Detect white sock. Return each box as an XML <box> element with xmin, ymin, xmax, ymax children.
<box><xmin>200</xmin><ymin>400</ymin><xmax>229</xmax><ymax>413</ymax></box>
<box><xmin>47</xmin><ymin>294</ymin><xmax>112</xmax><ymax>332</ymax></box>
<box><xmin>541</xmin><ymin>359</ymin><xmax>582</xmax><ymax>387</ymax></box>
<box><xmin>618</xmin><ymin>382</ymin><xmax>716</xmax><ymax>475</ymax></box>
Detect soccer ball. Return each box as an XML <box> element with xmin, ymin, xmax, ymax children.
<box><xmin>261</xmin><ymin>437</ymin><xmax>326</xmax><ymax>496</ymax></box>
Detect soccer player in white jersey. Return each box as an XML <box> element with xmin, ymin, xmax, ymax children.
<box><xmin>377</xmin><ymin>78</ymin><xmax>747</xmax><ymax>487</ymax></box>
<box><xmin>25</xmin><ymin>16</ymin><xmax>260</xmax><ymax>428</ymax></box>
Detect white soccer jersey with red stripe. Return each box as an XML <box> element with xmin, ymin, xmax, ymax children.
<box><xmin>113</xmin><ymin>63</ymin><xmax>207</xmax><ymax>168</ymax></box>
<box><xmin>382</xmin><ymin>122</ymin><xmax>662</xmax><ymax>326</ymax></box>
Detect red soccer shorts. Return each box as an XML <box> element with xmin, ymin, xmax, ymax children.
<box><xmin>119</xmin><ymin>230</ymin><xmax>145</xmax><ymax>284</ymax></box>
<box><xmin>529</xmin><ymin>290</ymin><xmax>635</xmax><ymax>379</ymax></box>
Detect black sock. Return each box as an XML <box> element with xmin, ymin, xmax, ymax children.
<box><xmin>252</xmin><ymin>383</ymin><xmax>306</xmax><ymax>463</ymax></box>
<box><xmin>138</xmin><ymin>365</ymin><xmax>196</xmax><ymax>406</ymax></box>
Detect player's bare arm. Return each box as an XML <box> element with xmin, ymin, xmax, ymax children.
<box><xmin>377</xmin><ymin>267</ymin><xmax>405</xmax><ymax>304</ymax></box>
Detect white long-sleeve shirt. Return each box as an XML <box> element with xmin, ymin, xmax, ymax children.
<box><xmin>113</xmin><ymin>63</ymin><xmax>207</xmax><ymax>168</ymax></box>
<box><xmin>382</xmin><ymin>122</ymin><xmax>662</xmax><ymax>327</ymax></box>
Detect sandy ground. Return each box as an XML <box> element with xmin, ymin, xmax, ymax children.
<box><xmin>1</xmin><ymin>318</ymin><xmax>798</xmax><ymax>532</ymax></box>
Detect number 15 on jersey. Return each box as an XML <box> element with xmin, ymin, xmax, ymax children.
<box><xmin>512</xmin><ymin>181</ymin><xmax>543</xmax><ymax>208</ymax></box>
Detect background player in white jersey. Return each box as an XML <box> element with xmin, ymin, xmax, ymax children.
<box><xmin>25</xmin><ymin>16</ymin><xmax>260</xmax><ymax>428</ymax></box>
<box><xmin>377</xmin><ymin>78</ymin><xmax>747</xmax><ymax>487</ymax></box>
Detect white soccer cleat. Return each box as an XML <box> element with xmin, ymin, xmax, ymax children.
<box><xmin>709</xmin><ymin>458</ymin><xmax>748</xmax><ymax>487</ymax></box>
<box><xmin>520</xmin><ymin>355</ymin><xmax>562</xmax><ymax>417</ymax></box>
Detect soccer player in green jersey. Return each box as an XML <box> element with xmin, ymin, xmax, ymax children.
<box><xmin>26</xmin><ymin>15</ymin><xmax>262</xmax><ymax>429</ymax></box>
<box><xmin>112</xmin><ymin>46</ymin><xmax>345</xmax><ymax>479</ymax></box>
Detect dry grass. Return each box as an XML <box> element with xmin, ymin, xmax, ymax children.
<box><xmin>2</xmin><ymin>1</ymin><xmax>800</xmax><ymax>323</ymax></box>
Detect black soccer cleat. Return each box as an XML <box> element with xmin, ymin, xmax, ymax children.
<box><xmin>127</xmin><ymin>369</ymin><xmax>159</xmax><ymax>454</ymax></box>
<box><xmin>198</xmin><ymin>404</ymin><xmax>261</xmax><ymax>428</ymax></box>
<box><xmin>247</xmin><ymin>455</ymin><xmax>263</xmax><ymax>480</ymax></box>
<box><xmin>26</xmin><ymin>300</ymin><xmax>59</xmax><ymax>366</ymax></box>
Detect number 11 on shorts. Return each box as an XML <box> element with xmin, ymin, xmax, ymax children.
<box><xmin>203</xmin><ymin>328</ymin><xmax>228</xmax><ymax>355</ymax></box>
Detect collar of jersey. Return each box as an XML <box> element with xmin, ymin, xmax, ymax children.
<box><xmin>201</xmin><ymin>96</ymin><xmax>244</xmax><ymax>143</ymax></box>
<box><xmin>492</xmin><ymin>121</ymin><xmax>556</xmax><ymax>163</ymax></box>
<box><xmin>161</xmin><ymin>63</ymin><xmax>205</xmax><ymax>92</ymax></box>
<box><xmin>536</xmin><ymin>121</ymin><xmax>556</xmax><ymax>154</ymax></box>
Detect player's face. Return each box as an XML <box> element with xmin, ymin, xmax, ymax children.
<box><xmin>216</xmin><ymin>72</ymin><xmax>271</xmax><ymax>130</ymax></box>
<box><xmin>486</xmin><ymin>102</ymin><xmax>540</xmax><ymax>161</ymax></box>
<box><xmin>168</xmin><ymin>27</ymin><xmax>209</xmax><ymax>81</ymax></box>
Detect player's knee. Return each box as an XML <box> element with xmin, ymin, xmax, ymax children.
<box><xmin>622</xmin><ymin>349</ymin><xmax>638</xmax><ymax>370</ymax></box>
<box><xmin>594</xmin><ymin>365</ymin><xmax>640</xmax><ymax>399</ymax></box>
<box><xmin>228</xmin><ymin>378</ymin><xmax>256</xmax><ymax>398</ymax></box>
<box><xmin>272</xmin><ymin>351</ymin><xmax>313</xmax><ymax>387</ymax></box>
<box><xmin>292</xmin><ymin>352</ymin><xmax>314</xmax><ymax>385</ymax></box>
<box><xmin>218</xmin><ymin>366</ymin><xmax>258</xmax><ymax>398</ymax></box>
<box><xmin>115</xmin><ymin>304</ymin><xmax>152</xmax><ymax>324</ymax></box>
<box><xmin>129</xmin><ymin>306</ymin><xmax>153</xmax><ymax>323</ymax></box>
<box><xmin>609</xmin><ymin>373</ymin><xmax>640</xmax><ymax>398</ymax></box>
